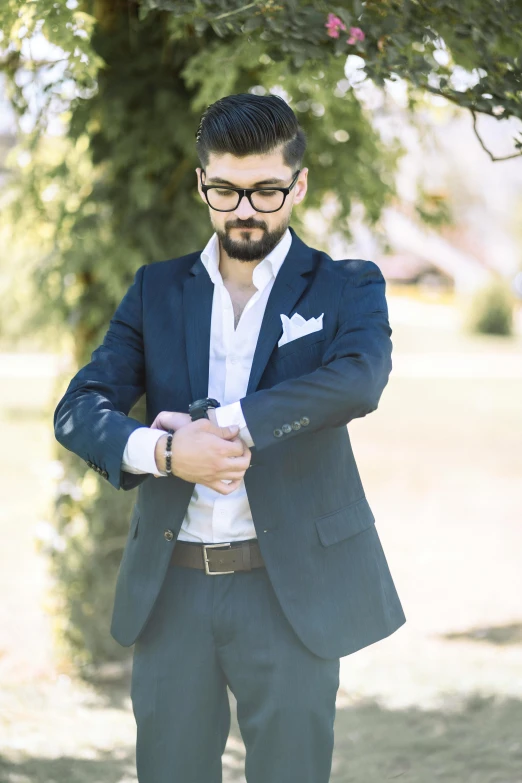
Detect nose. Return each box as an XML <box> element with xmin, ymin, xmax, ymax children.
<box><xmin>234</xmin><ymin>193</ymin><xmax>258</xmax><ymax>220</ymax></box>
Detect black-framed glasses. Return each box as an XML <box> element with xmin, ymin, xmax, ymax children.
<box><xmin>200</xmin><ymin>169</ymin><xmax>301</xmax><ymax>213</ymax></box>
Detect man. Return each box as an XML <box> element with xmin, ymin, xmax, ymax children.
<box><xmin>54</xmin><ymin>92</ymin><xmax>406</xmax><ymax>783</ymax></box>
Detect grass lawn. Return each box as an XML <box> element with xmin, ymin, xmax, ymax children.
<box><xmin>0</xmin><ymin>302</ymin><xmax>521</xmax><ymax>782</ymax></box>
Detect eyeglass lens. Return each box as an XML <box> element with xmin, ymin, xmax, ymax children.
<box><xmin>206</xmin><ymin>187</ymin><xmax>285</xmax><ymax>212</ymax></box>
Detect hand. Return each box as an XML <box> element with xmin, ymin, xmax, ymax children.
<box><xmin>150</xmin><ymin>410</ymin><xmax>192</xmax><ymax>431</ymax></box>
<box><xmin>155</xmin><ymin>417</ymin><xmax>251</xmax><ymax>495</ymax></box>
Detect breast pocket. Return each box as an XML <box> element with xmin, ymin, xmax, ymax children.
<box><xmin>275</xmin><ymin>330</ymin><xmax>325</xmax><ymax>360</ymax></box>
<box><xmin>315</xmin><ymin>496</ymin><xmax>375</xmax><ymax>546</ymax></box>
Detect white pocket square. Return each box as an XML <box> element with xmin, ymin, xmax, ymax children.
<box><xmin>278</xmin><ymin>312</ymin><xmax>324</xmax><ymax>348</ymax></box>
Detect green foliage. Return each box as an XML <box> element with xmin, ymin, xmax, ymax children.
<box><xmin>139</xmin><ymin>0</ymin><xmax>522</xmax><ymax>154</ymax></box>
<box><xmin>466</xmin><ymin>278</ymin><xmax>515</xmax><ymax>336</ymax></box>
<box><xmin>1</xmin><ymin>0</ymin><xmax>521</xmax><ymax>670</ymax></box>
<box><xmin>414</xmin><ymin>186</ymin><xmax>454</xmax><ymax>228</ymax></box>
<box><xmin>3</xmin><ymin>4</ymin><xmax>400</xmax><ymax>365</ymax></box>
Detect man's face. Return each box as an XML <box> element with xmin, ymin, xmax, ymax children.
<box><xmin>196</xmin><ymin>147</ymin><xmax>308</xmax><ymax>263</ymax></box>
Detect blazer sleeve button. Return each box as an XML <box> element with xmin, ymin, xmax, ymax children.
<box><xmin>300</xmin><ymin>416</ymin><xmax>310</xmax><ymax>426</ymax></box>
<box><xmin>273</xmin><ymin>428</ymin><xmax>283</xmax><ymax>438</ymax></box>
<box><xmin>292</xmin><ymin>421</ymin><xmax>301</xmax><ymax>430</ymax></box>
<box><xmin>101</xmin><ymin>470</ymin><xmax>108</xmax><ymax>479</ymax></box>
<box><xmin>281</xmin><ymin>423</ymin><xmax>292</xmax><ymax>434</ymax></box>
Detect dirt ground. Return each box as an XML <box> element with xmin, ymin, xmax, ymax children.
<box><xmin>1</xmin><ymin>297</ymin><xmax>521</xmax><ymax>783</ymax></box>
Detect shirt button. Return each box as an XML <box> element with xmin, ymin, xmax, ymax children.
<box><xmin>229</xmin><ymin>355</ymin><xmax>237</xmax><ymax>364</ymax></box>
<box><xmin>300</xmin><ymin>416</ymin><xmax>310</xmax><ymax>426</ymax></box>
<box><xmin>282</xmin><ymin>423</ymin><xmax>292</xmax><ymax>434</ymax></box>
<box><xmin>273</xmin><ymin>428</ymin><xmax>283</xmax><ymax>438</ymax></box>
<box><xmin>292</xmin><ymin>421</ymin><xmax>301</xmax><ymax>430</ymax></box>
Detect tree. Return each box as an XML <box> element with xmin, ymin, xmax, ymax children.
<box><xmin>0</xmin><ymin>0</ymin><xmax>520</xmax><ymax>670</ymax></box>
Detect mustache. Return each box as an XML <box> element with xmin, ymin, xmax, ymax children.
<box><xmin>226</xmin><ymin>223</ymin><xmax>265</xmax><ymax>230</ymax></box>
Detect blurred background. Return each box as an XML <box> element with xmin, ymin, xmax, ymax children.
<box><xmin>0</xmin><ymin>3</ymin><xmax>521</xmax><ymax>782</ymax></box>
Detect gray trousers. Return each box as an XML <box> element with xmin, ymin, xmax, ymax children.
<box><xmin>130</xmin><ymin>542</ymin><xmax>340</xmax><ymax>783</ymax></box>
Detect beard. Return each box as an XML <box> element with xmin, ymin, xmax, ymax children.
<box><xmin>214</xmin><ymin>215</ymin><xmax>290</xmax><ymax>262</ymax></box>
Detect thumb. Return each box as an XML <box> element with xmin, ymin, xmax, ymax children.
<box><xmin>221</xmin><ymin>424</ymin><xmax>240</xmax><ymax>439</ymax></box>
<box><xmin>200</xmin><ymin>418</ymin><xmax>240</xmax><ymax>439</ymax></box>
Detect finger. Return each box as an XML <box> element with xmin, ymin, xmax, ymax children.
<box><xmin>217</xmin><ymin>438</ymin><xmax>250</xmax><ymax>458</ymax></box>
<box><xmin>150</xmin><ymin>411</ymin><xmax>167</xmax><ymax>429</ymax></box>
<box><xmin>206</xmin><ymin>478</ymin><xmax>242</xmax><ymax>495</ymax></box>
<box><xmin>151</xmin><ymin>411</ymin><xmax>187</xmax><ymax>430</ymax></box>
<box><xmin>201</xmin><ymin>419</ymin><xmax>240</xmax><ymax>440</ymax></box>
<box><xmin>221</xmin><ymin>453</ymin><xmax>251</xmax><ymax>471</ymax></box>
<box><xmin>215</xmin><ymin>469</ymin><xmax>248</xmax><ymax>481</ymax></box>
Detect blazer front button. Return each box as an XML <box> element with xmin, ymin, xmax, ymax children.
<box><xmin>273</xmin><ymin>428</ymin><xmax>283</xmax><ymax>438</ymax></box>
<box><xmin>282</xmin><ymin>423</ymin><xmax>292</xmax><ymax>434</ymax></box>
<box><xmin>292</xmin><ymin>421</ymin><xmax>301</xmax><ymax>430</ymax></box>
<box><xmin>164</xmin><ymin>529</ymin><xmax>174</xmax><ymax>542</ymax></box>
<box><xmin>300</xmin><ymin>416</ymin><xmax>310</xmax><ymax>426</ymax></box>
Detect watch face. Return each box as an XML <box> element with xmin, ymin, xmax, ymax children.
<box><xmin>189</xmin><ymin>398</ymin><xmax>219</xmax><ymax>421</ymax></box>
<box><xmin>191</xmin><ymin>408</ymin><xmax>209</xmax><ymax>420</ymax></box>
<box><xmin>189</xmin><ymin>397</ymin><xmax>220</xmax><ymax>412</ymax></box>
<box><xmin>189</xmin><ymin>398</ymin><xmax>208</xmax><ymax>410</ymax></box>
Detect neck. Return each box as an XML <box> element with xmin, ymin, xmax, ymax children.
<box><xmin>219</xmin><ymin>245</ymin><xmax>262</xmax><ymax>288</ymax></box>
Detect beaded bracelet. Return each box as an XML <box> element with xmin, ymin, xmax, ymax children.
<box><xmin>165</xmin><ymin>429</ymin><xmax>174</xmax><ymax>475</ymax></box>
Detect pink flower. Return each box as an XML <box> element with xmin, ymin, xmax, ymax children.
<box><xmin>325</xmin><ymin>13</ymin><xmax>347</xmax><ymax>39</ymax></box>
<box><xmin>347</xmin><ymin>26</ymin><xmax>365</xmax><ymax>45</ymax></box>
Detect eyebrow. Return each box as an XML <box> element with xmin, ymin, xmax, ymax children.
<box><xmin>207</xmin><ymin>176</ymin><xmax>287</xmax><ymax>187</ymax></box>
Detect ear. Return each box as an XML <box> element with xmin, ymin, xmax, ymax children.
<box><xmin>195</xmin><ymin>167</ymin><xmax>207</xmax><ymax>204</ymax></box>
<box><xmin>293</xmin><ymin>168</ymin><xmax>308</xmax><ymax>206</ymax></box>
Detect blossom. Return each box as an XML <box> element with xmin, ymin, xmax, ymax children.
<box><xmin>347</xmin><ymin>26</ymin><xmax>365</xmax><ymax>45</ymax></box>
<box><xmin>325</xmin><ymin>13</ymin><xmax>347</xmax><ymax>38</ymax></box>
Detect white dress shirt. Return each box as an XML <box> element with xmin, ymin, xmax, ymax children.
<box><xmin>121</xmin><ymin>227</ymin><xmax>293</xmax><ymax>543</ymax></box>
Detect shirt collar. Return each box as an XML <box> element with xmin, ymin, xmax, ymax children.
<box><xmin>200</xmin><ymin>227</ymin><xmax>292</xmax><ymax>289</ymax></box>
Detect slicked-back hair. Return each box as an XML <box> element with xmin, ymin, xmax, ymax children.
<box><xmin>195</xmin><ymin>93</ymin><xmax>307</xmax><ymax>172</ymax></box>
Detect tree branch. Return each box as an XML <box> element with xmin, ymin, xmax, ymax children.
<box><xmin>212</xmin><ymin>2</ymin><xmax>259</xmax><ymax>21</ymax></box>
<box><xmin>0</xmin><ymin>56</ymin><xmax>70</xmax><ymax>71</ymax></box>
<box><xmin>422</xmin><ymin>84</ymin><xmax>522</xmax><ymax>161</ymax></box>
<box><xmin>470</xmin><ymin>109</ymin><xmax>522</xmax><ymax>162</ymax></box>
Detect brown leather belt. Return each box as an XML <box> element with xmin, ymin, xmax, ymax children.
<box><xmin>170</xmin><ymin>538</ymin><xmax>265</xmax><ymax>575</ymax></box>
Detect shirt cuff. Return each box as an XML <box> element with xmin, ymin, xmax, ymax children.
<box><xmin>121</xmin><ymin>426</ymin><xmax>169</xmax><ymax>476</ymax></box>
<box><xmin>215</xmin><ymin>401</ymin><xmax>255</xmax><ymax>448</ymax></box>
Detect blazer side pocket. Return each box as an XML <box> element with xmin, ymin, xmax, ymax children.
<box><xmin>315</xmin><ymin>496</ymin><xmax>375</xmax><ymax>546</ymax></box>
<box><xmin>129</xmin><ymin>507</ymin><xmax>140</xmax><ymax>539</ymax></box>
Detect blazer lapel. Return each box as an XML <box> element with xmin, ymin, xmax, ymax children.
<box><xmin>182</xmin><ymin>226</ymin><xmax>316</xmax><ymax>401</ymax></box>
<box><xmin>246</xmin><ymin>227</ymin><xmax>316</xmax><ymax>395</ymax></box>
<box><xmin>183</xmin><ymin>262</ymin><xmax>214</xmax><ymax>401</ymax></box>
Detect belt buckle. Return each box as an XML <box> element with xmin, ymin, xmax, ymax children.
<box><xmin>203</xmin><ymin>542</ymin><xmax>234</xmax><ymax>575</ymax></box>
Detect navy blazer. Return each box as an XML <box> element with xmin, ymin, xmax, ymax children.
<box><xmin>54</xmin><ymin>226</ymin><xmax>406</xmax><ymax>659</ymax></box>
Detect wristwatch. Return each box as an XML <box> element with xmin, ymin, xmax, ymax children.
<box><xmin>188</xmin><ymin>397</ymin><xmax>221</xmax><ymax>421</ymax></box>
